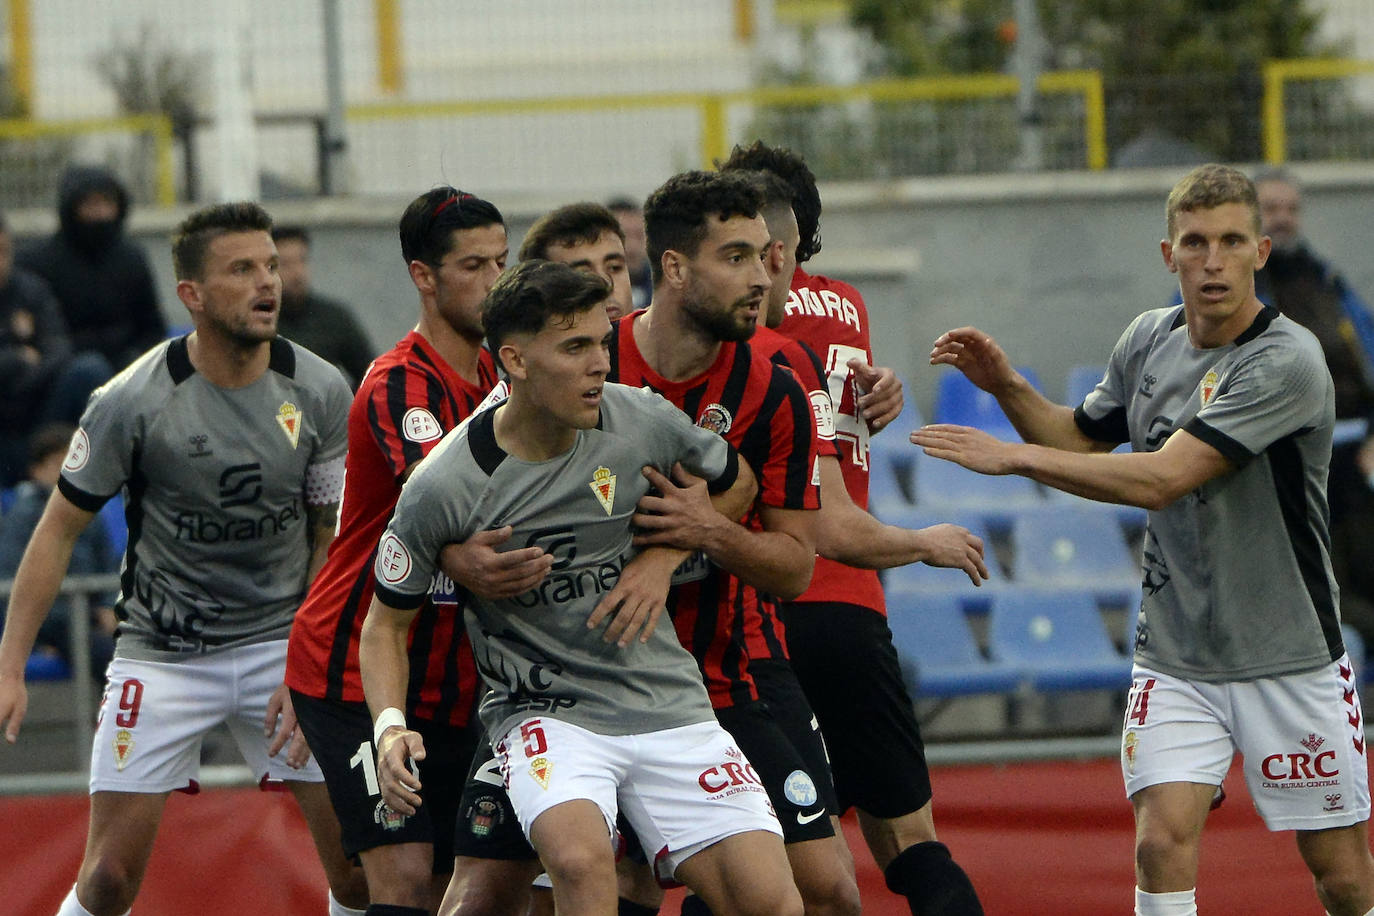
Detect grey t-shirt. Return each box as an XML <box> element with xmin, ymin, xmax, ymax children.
<box><xmin>59</xmin><ymin>336</ymin><xmax>351</xmax><ymax>660</ymax></box>
<box><xmin>1076</xmin><ymin>305</ymin><xmax>1342</xmax><ymax>681</ymax></box>
<box><xmin>374</xmin><ymin>382</ymin><xmax>736</xmax><ymax>743</ymax></box>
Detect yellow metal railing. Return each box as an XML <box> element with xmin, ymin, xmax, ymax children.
<box><xmin>1262</xmin><ymin>58</ymin><xmax>1374</xmax><ymax>164</ymax></box>
<box><xmin>0</xmin><ymin>114</ymin><xmax>175</xmax><ymax>205</ymax></box>
<box><xmin>348</xmin><ymin>70</ymin><xmax>1110</xmax><ymax>172</ymax></box>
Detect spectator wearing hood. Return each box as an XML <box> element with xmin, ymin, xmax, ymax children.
<box><xmin>17</xmin><ymin>165</ymin><xmax>165</xmax><ymax>370</ymax></box>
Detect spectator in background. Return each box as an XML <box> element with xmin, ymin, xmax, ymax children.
<box><xmin>1252</xmin><ymin>169</ymin><xmax>1374</xmax><ymax>650</ymax></box>
<box><xmin>17</xmin><ymin>165</ymin><xmax>165</xmax><ymax>370</ymax></box>
<box><xmin>0</xmin><ymin>213</ymin><xmax>110</xmax><ymax>486</ymax></box>
<box><xmin>0</xmin><ymin>423</ymin><xmax>118</xmax><ymax>679</ymax></box>
<box><xmin>606</xmin><ymin>196</ymin><xmax>653</xmax><ymax>309</ymax></box>
<box><xmin>272</xmin><ymin>225</ymin><xmax>376</xmax><ymax>389</ymax></box>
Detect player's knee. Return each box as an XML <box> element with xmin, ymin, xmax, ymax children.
<box><xmin>323</xmin><ymin>860</ymin><xmax>370</xmax><ymax>909</ymax></box>
<box><xmin>794</xmin><ymin>866</ymin><xmax>862</xmax><ymax>916</ymax></box>
<box><xmin>77</xmin><ymin>856</ymin><xmax>141</xmax><ymax>914</ymax></box>
<box><xmin>540</xmin><ymin>840</ymin><xmax>615</xmax><ymax>889</ymax></box>
<box><xmin>1310</xmin><ymin>855</ymin><xmax>1374</xmax><ymax>914</ymax></box>
<box><xmin>1134</xmin><ymin>826</ymin><xmax>1194</xmax><ymax>883</ymax></box>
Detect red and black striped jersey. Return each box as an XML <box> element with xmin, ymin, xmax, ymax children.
<box><xmin>741</xmin><ymin>326</ymin><xmax>836</xmax><ymax>661</ymax></box>
<box><xmin>285</xmin><ymin>331</ymin><xmax>499</xmax><ymax>725</ymax></box>
<box><xmin>609</xmin><ymin>312</ymin><xmax>820</xmax><ymax>708</ymax></box>
<box><xmin>780</xmin><ymin>266</ymin><xmax>888</xmax><ymax>616</ymax></box>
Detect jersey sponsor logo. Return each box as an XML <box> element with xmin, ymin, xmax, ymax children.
<box><xmin>1260</xmin><ymin>749</ymin><xmax>1340</xmax><ymax>788</ymax></box>
<box><xmin>377</xmin><ymin>534</ymin><xmax>413</xmax><ymax>585</ymax></box>
<box><xmin>276</xmin><ymin>401</ymin><xmax>302</xmax><ymax>449</ymax></box>
<box><xmin>589</xmin><ymin>466</ymin><xmax>617</xmax><ymax>516</ymax></box>
<box><xmin>511</xmin><ymin>528</ymin><xmax>626</xmax><ymax>609</ymax></box>
<box><xmin>475</xmin><ymin>631</ymin><xmax>578</xmax><ymax>715</ymax></box>
<box><xmin>785</xmin><ymin>286</ymin><xmax>863</xmax><ymax>333</ymax></box>
<box><xmin>698</xmin><ymin>759</ymin><xmax>764</xmax><ymax>797</ymax></box>
<box><xmin>402</xmin><ymin>407</ymin><xmax>443</xmax><ymax>443</ymax></box>
<box><xmin>174</xmin><ymin>499</ymin><xmax>301</xmax><ymax>544</ymax></box>
<box><xmin>219</xmin><ymin>463</ymin><xmax>264</xmax><ymax>508</ymax></box>
<box><xmin>1143</xmin><ymin>416</ymin><xmax>1174</xmax><ymax>451</ymax></box>
<box><xmin>63</xmin><ymin>428</ymin><xmax>90</xmax><ymax>472</ymax></box>
<box><xmin>697</xmin><ymin>403</ymin><xmax>733</xmax><ymax>436</ymax></box>
<box><xmin>782</xmin><ymin>769</ymin><xmax>819</xmax><ymax>808</ymax></box>
<box><xmin>809</xmin><ymin>389</ymin><xmax>836</xmax><ymax>439</ymax></box>
<box><xmin>187</xmin><ymin>434</ymin><xmax>213</xmax><ymax>458</ymax></box>
<box><xmin>429</xmin><ymin>571</ymin><xmax>462</xmax><ymax>607</ymax></box>
<box><xmin>113</xmin><ymin>728</ymin><xmax>134</xmax><ymax>770</ymax></box>
<box><xmin>670</xmin><ymin>550</ymin><xmax>711</xmax><ymax>586</ymax></box>
<box><xmin>1200</xmin><ymin>369</ymin><xmax>1220</xmax><ymax>406</ymax></box>
<box><xmin>1138</xmin><ymin>373</ymin><xmax>1159</xmax><ymax>399</ymax></box>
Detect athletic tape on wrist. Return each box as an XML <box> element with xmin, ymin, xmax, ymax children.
<box><xmin>373</xmin><ymin>707</ymin><xmax>407</xmax><ymax>747</ymax></box>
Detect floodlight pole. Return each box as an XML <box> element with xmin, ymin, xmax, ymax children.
<box><xmin>322</xmin><ymin>0</ymin><xmax>350</xmax><ymax>195</ymax></box>
<box><xmin>1011</xmin><ymin>0</ymin><xmax>1046</xmax><ymax>172</ymax></box>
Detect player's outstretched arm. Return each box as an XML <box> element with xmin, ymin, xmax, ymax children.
<box><xmin>0</xmin><ymin>488</ymin><xmax>95</xmax><ymax>743</ymax></box>
<box><xmin>929</xmin><ymin>327</ymin><xmax>1094</xmax><ymax>451</ymax></box>
<box><xmin>359</xmin><ymin>596</ymin><xmax>427</xmax><ymax>815</ymax></box>
<box><xmin>911</xmin><ymin>423</ymin><xmax>1232</xmax><ymax>510</ymax></box>
<box><xmin>439</xmin><ymin>527</ymin><xmax>555</xmax><ymax>601</ymax></box>
<box><xmin>847</xmin><ymin>359</ymin><xmax>903</xmax><ymax>433</ymax></box>
<box><xmin>812</xmin><ymin>456</ymin><xmax>989</xmax><ymax>584</ymax></box>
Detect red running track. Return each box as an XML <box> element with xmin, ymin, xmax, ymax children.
<box><xmin>0</xmin><ymin>757</ymin><xmax>1339</xmax><ymax>914</ymax></box>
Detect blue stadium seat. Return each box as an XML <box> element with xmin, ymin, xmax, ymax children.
<box><xmin>864</xmin><ymin>373</ymin><xmax>921</xmax><ymax>518</ymax></box>
<box><xmin>932</xmin><ymin>367</ymin><xmax>1042</xmax><ymax>440</ymax></box>
<box><xmin>910</xmin><ymin>448</ymin><xmax>1040</xmax><ymax>524</ymax></box>
<box><xmin>1064</xmin><ymin>364</ymin><xmax>1106</xmax><ymax>407</ymax></box>
<box><xmin>1009</xmin><ymin>504</ymin><xmax>1139</xmax><ymax>604</ymax></box>
<box><xmin>987</xmin><ymin>590</ymin><xmax>1133</xmax><ymax>692</ymax></box>
<box><xmin>886</xmin><ymin>589</ymin><xmax>1022</xmax><ymax>698</ymax></box>
<box><xmin>24</xmin><ymin>650</ymin><xmax>71</xmax><ymax>681</ymax></box>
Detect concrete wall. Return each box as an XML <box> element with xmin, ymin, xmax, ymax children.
<box><xmin>41</xmin><ymin>161</ymin><xmax>1373</xmax><ymax>421</ymax></box>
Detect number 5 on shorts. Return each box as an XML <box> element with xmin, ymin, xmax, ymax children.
<box><xmin>521</xmin><ymin>720</ymin><xmax>547</xmax><ymax>757</ymax></box>
<box><xmin>1127</xmin><ymin>677</ymin><xmax>1156</xmax><ymax>727</ymax></box>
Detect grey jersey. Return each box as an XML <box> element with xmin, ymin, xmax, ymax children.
<box><xmin>374</xmin><ymin>383</ymin><xmax>735</xmax><ymax>743</ymax></box>
<box><xmin>1076</xmin><ymin>305</ymin><xmax>1341</xmax><ymax>681</ymax></box>
<box><xmin>60</xmin><ymin>336</ymin><xmax>351</xmax><ymax>660</ymax></box>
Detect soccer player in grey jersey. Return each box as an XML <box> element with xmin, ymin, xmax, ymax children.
<box><xmin>0</xmin><ymin>203</ymin><xmax>367</xmax><ymax>916</ymax></box>
<box><xmin>913</xmin><ymin>164</ymin><xmax>1374</xmax><ymax>916</ymax></box>
<box><xmin>360</xmin><ymin>260</ymin><xmax>802</xmax><ymax>916</ymax></box>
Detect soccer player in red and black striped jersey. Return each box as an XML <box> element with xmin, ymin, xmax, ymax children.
<box><xmin>286</xmin><ymin>188</ymin><xmax>550</xmax><ymax>916</ymax></box>
<box><xmin>722</xmin><ymin>142</ymin><xmax>989</xmax><ymax>916</ymax></box>
<box><xmin>607</xmin><ymin>170</ymin><xmax>861</xmax><ymax>916</ymax></box>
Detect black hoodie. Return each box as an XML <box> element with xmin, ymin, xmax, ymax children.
<box><xmin>17</xmin><ymin>165</ymin><xmax>165</xmax><ymax>369</ymax></box>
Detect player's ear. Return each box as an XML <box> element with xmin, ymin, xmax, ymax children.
<box><xmin>661</xmin><ymin>249</ymin><xmax>687</xmax><ymax>289</ymax></box>
<box><xmin>1160</xmin><ymin>239</ymin><xmax>1177</xmax><ymax>273</ymax></box>
<box><xmin>175</xmin><ymin>278</ymin><xmax>202</xmax><ymax>312</ymax></box>
<box><xmin>500</xmin><ymin>342</ymin><xmax>527</xmax><ymax>381</ymax></box>
<box><xmin>766</xmin><ymin>239</ymin><xmax>785</xmax><ymax>275</ymax></box>
<box><xmin>408</xmin><ymin>259</ymin><xmax>436</xmax><ymax>296</ymax></box>
<box><xmin>1254</xmin><ymin>234</ymin><xmax>1272</xmax><ymax>271</ymax></box>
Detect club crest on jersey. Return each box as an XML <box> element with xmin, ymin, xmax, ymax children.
<box><xmin>276</xmin><ymin>401</ymin><xmax>302</xmax><ymax>449</ymax></box>
<box><xmin>374</xmin><ymin>800</ymin><xmax>407</xmax><ymax>831</ymax></box>
<box><xmin>529</xmin><ymin>757</ymin><xmax>553</xmax><ymax>789</ymax></box>
<box><xmin>113</xmin><ymin>728</ymin><xmax>134</xmax><ymax>770</ymax></box>
<box><xmin>697</xmin><ymin>403</ymin><xmax>733</xmax><ymax>436</ymax></box>
<box><xmin>1200</xmin><ymin>369</ymin><xmax>1220</xmax><ymax>406</ymax></box>
<box><xmin>63</xmin><ymin>429</ymin><xmax>90</xmax><ymax>472</ymax></box>
<box><xmin>589</xmin><ymin>466</ymin><xmax>616</xmax><ymax>515</ymax></box>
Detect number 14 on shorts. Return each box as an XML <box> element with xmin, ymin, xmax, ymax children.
<box><xmin>1127</xmin><ymin>677</ymin><xmax>1157</xmax><ymax>727</ymax></box>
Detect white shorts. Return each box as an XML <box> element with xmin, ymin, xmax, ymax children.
<box><xmin>1120</xmin><ymin>658</ymin><xmax>1370</xmax><ymax>831</ymax></box>
<box><xmin>89</xmin><ymin>639</ymin><xmax>323</xmax><ymax>794</ymax></box>
<box><xmin>495</xmin><ymin>716</ymin><xmax>781</xmax><ymax>880</ymax></box>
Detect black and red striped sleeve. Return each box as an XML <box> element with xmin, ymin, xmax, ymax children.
<box><xmin>365</xmin><ymin>362</ymin><xmax>453</xmax><ymax>483</ymax></box>
<box><xmin>747</xmin><ymin>363</ymin><xmax>821</xmax><ymax>510</ymax></box>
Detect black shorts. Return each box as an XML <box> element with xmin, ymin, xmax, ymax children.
<box><xmin>781</xmin><ymin>601</ymin><xmax>933</xmax><ymax>818</ymax></box>
<box><xmin>292</xmin><ymin>690</ymin><xmax>478</xmax><ymax>866</ymax></box>
<box><xmin>748</xmin><ymin>657</ymin><xmax>841</xmax><ymax>817</ymax></box>
<box><xmin>714</xmin><ymin>698</ymin><xmax>835</xmax><ymax>844</ymax></box>
<box><xmin>451</xmin><ymin>726</ymin><xmax>539</xmax><ymax>861</ymax></box>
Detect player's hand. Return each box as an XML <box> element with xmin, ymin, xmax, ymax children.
<box><xmin>912</xmin><ymin>524</ymin><xmax>990</xmax><ymax>586</ymax></box>
<box><xmin>440</xmin><ymin>527</ymin><xmax>554</xmax><ymax>600</ymax></box>
<box><xmin>376</xmin><ymin>727</ymin><xmax>426</xmax><ymax>816</ymax></box>
<box><xmin>264</xmin><ymin>683</ymin><xmax>311</xmax><ymax>769</ymax></box>
<box><xmin>929</xmin><ymin>327</ymin><xmax>1017</xmax><ymax>394</ymax></box>
<box><xmin>632</xmin><ymin>464</ymin><xmax>724</xmax><ymax>551</ymax></box>
<box><xmin>587</xmin><ymin>549</ymin><xmax>678</xmax><ymax>647</ymax></box>
<box><xmin>848</xmin><ymin>359</ymin><xmax>904</xmax><ymax>433</ymax></box>
<box><xmin>910</xmin><ymin>424</ymin><xmax>1019</xmax><ymax>476</ymax></box>
<box><xmin>0</xmin><ymin>674</ymin><xmax>29</xmax><ymax>744</ymax></box>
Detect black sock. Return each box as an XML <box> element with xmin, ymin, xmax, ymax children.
<box><xmin>679</xmin><ymin>893</ymin><xmax>715</xmax><ymax>916</ymax></box>
<box><xmin>365</xmin><ymin>906</ymin><xmax>428</xmax><ymax>916</ymax></box>
<box><xmin>618</xmin><ymin>898</ymin><xmax>660</xmax><ymax>916</ymax></box>
<box><xmin>884</xmin><ymin>841</ymin><xmax>984</xmax><ymax>916</ymax></box>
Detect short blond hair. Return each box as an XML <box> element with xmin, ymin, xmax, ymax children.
<box><xmin>1165</xmin><ymin>164</ymin><xmax>1260</xmax><ymax>240</ymax></box>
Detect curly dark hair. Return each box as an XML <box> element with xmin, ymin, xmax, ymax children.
<box><xmin>719</xmin><ymin>140</ymin><xmax>822</xmax><ymax>263</ymax></box>
<box><xmin>643</xmin><ymin>170</ymin><xmax>763</xmax><ymax>286</ymax></box>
